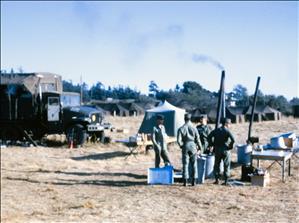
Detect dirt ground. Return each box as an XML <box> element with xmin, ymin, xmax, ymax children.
<box><xmin>1</xmin><ymin>116</ymin><xmax>299</xmax><ymax>223</ymax></box>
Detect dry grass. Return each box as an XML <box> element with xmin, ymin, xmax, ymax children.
<box><xmin>1</xmin><ymin>116</ymin><xmax>299</xmax><ymax>223</ymax></box>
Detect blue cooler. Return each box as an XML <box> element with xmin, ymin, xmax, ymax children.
<box><xmin>148</xmin><ymin>166</ymin><xmax>174</xmax><ymax>185</ymax></box>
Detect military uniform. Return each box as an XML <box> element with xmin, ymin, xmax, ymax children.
<box><xmin>208</xmin><ymin>126</ymin><xmax>235</xmax><ymax>182</ymax></box>
<box><xmin>152</xmin><ymin>124</ymin><xmax>171</xmax><ymax>168</ymax></box>
<box><xmin>177</xmin><ymin>120</ymin><xmax>203</xmax><ymax>183</ymax></box>
<box><xmin>196</xmin><ymin>124</ymin><xmax>212</xmax><ymax>154</ymax></box>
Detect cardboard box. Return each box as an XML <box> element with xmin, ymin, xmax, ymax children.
<box><xmin>250</xmin><ymin>171</ymin><xmax>270</xmax><ymax>187</ymax></box>
<box><xmin>283</xmin><ymin>138</ymin><xmax>294</xmax><ymax>148</ymax></box>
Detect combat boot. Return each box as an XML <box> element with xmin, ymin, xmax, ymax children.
<box><xmin>222</xmin><ymin>178</ymin><xmax>229</xmax><ymax>185</ymax></box>
<box><xmin>183</xmin><ymin>179</ymin><xmax>187</xmax><ymax>187</ymax></box>
<box><xmin>191</xmin><ymin>178</ymin><xmax>196</xmax><ymax>186</ymax></box>
<box><xmin>213</xmin><ymin>178</ymin><xmax>219</xmax><ymax>185</ymax></box>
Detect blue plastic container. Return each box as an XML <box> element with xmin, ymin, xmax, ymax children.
<box><xmin>147</xmin><ymin>165</ymin><xmax>174</xmax><ymax>185</ymax></box>
<box><xmin>237</xmin><ymin>144</ymin><xmax>252</xmax><ymax>165</ymax></box>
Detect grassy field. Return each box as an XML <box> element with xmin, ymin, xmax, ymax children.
<box><xmin>1</xmin><ymin>116</ymin><xmax>299</xmax><ymax>222</ymax></box>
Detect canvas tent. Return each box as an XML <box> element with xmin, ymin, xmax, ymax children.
<box><xmin>190</xmin><ymin>108</ymin><xmax>205</xmax><ymax>122</ymax></box>
<box><xmin>120</xmin><ymin>102</ymin><xmax>144</xmax><ymax>116</ymax></box>
<box><xmin>244</xmin><ymin>105</ymin><xmax>281</xmax><ymax>122</ymax></box>
<box><xmin>226</xmin><ymin>106</ymin><xmax>246</xmax><ymax>123</ymax></box>
<box><xmin>293</xmin><ymin>105</ymin><xmax>299</xmax><ymax>118</ymax></box>
<box><xmin>138</xmin><ymin>100</ymin><xmax>186</xmax><ymax>137</ymax></box>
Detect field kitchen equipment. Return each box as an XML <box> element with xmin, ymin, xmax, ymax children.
<box><xmin>0</xmin><ymin>72</ymin><xmax>105</xmax><ymax>146</ymax></box>
<box><xmin>215</xmin><ymin>70</ymin><xmax>225</xmax><ymax>129</ymax></box>
<box><xmin>238</xmin><ymin>76</ymin><xmax>261</xmax><ymax>165</ymax></box>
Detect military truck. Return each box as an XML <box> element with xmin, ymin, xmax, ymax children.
<box><xmin>0</xmin><ymin>72</ymin><xmax>105</xmax><ymax>145</ymax></box>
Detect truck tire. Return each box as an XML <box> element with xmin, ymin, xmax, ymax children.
<box><xmin>66</xmin><ymin>124</ymin><xmax>87</xmax><ymax>146</ymax></box>
<box><xmin>97</xmin><ymin>131</ymin><xmax>105</xmax><ymax>143</ymax></box>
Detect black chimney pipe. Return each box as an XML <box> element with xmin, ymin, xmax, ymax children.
<box><xmin>247</xmin><ymin>76</ymin><xmax>261</xmax><ymax>143</ymax></box>
<box><xmin>222</xmin><ymin>74</ymin><xmax>226</xmax><ymax>119</ymax></box>
<box><xmin>215</xmin><ymin>70</ymin><xmax>225</xmax><ymax>129</ymax></box>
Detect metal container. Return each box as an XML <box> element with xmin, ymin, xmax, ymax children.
<box><xmin>237</xmin><ymin>144</ymin><xmax>252</xmax><ymax>165</ymax></box>
<box><xmin>197</xmin><ymin>155</ymin><xmax>206</xmax><ymax>184</ymax></box>
<box><xmin>204</xmin><ymin>154</ymin><xmax>215</xmax><ymax>178</ymax></box>
<box><xmin>203</xmin><ymin>154</ymin><xmax>224</xmax><ymax>179</ymax></box>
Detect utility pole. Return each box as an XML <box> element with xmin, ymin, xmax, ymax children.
<box><xmin>80</xmin><ymin>75</ymin><xmax>83</xmax><ymax>105</ymax></box>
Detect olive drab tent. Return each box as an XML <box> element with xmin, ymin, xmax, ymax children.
<box><xmin>138</xmin><ymin>100</ymin><xmax>186</xmax><ymax>137</ymax></box>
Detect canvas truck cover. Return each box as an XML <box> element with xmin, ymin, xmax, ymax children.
<box><xmin>0</xmin><ymin>72</ymin><xmax>62</xmax><ymax>95</ymax></box>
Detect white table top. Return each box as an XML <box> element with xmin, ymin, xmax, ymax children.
<box><xmin>251</xmin><ymin>150</ymin><xmax>293</xmax><ymax>160</ymax></box>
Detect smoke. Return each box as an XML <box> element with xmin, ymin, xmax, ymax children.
<box><xmin>192</xmin><ymin>54</ymin><xmax>224</xmax><ymax>70</ymax></box>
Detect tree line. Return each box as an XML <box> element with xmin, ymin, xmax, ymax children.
<box><xmin>63</xmin><ymin>80</ymin><xmax>299</xmax><ymax>115</ymax></box>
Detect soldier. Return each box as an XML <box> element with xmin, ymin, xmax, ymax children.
<box><xmin>196</xmin><ymin>114</ymin><xmax>212</xmax><ymax>154</ymax></box>
<box><xmin>177</xmin><ymin>113</ymin><xmax>203</xmax><ymax>186</ymax></box>
<box><xmin>152</xmin><ymin>114</ymin><xmax>171</xmax><ymax>168</ymax></box>
<box><xmin>208</xmin><ymin>118</ymin><xmax>235</xmax><ymax>185</ymax></box>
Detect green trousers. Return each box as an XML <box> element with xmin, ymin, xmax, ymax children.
<box><xmin>214</xmin><ymin>149</ymin><xmax>231</xmax><ymax>180</ymax></box>
<box><xmin>182</xmin><ymin>142</ymin><xmax>197</xmax><ymax>180</ymax></box>
<box><xmin>154</xmin><ymin>144</ymin><xmax>171</xmax><ymax>168</ymax></box>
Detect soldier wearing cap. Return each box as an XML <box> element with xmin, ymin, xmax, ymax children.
<box><xmin>152</xmin><ymin>114</ymin><xmax>171</xmax><ymax>168</ymax></box>
<box><xmin>208</xmin><ymin>117</ymin><xmax>235</xmax><ymax>185</ymax></box>
<box><xmin>196</xmin><ymin>114</ymin><xmax>212</xmax><ymax>154</ymax></box>
<box><xmin>177</xmin><ymin>113</ymin><xmax>203</xmax><ymax>186</ymax></box>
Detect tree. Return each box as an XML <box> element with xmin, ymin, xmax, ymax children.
<box><xmin>148</xmin><ymin>81</ymin><xmax>159</xmax><ymax>97</ymax></box>
<box><xmin>174</xmin><ymin>84</ymin><xmax>180</xmax><ymax>92</ymax></box>
<box><xmin>232</xmin><ymin>84</ymin><xmax>249</xmax><ymax>106</ymax></box>
<box><xmin>290</xmin><ymin>97</ymin><xmax>299</xmax><ymax>105</ymax></box>
<box><xmin>182</xmin><ymin>81</ymin><xmax>203</xmax><ymax>94</ymax></box>
<box><xmin>273</xmin><ymin>95</ymin><xmax>291</xmax><ymax>114</ymax></box>
<box><xmin>82</xmin><ymin>82</ymin><xmax>90</xmax><ymax>102</ymax></box>
<box><xmin>90</xmin><ymin>82</ymin><xmax>106</xmax><ymax>100</ymax></box>
<box><xmin>62</xmin><ymin>80</ymin><xmax>80</xmax><ymax>93</ymax></box>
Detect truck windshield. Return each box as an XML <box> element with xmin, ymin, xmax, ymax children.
<box><xmin>60</xmin><ymin>93</ymin><xmax>80</xmax><ymax>107</ymax></box>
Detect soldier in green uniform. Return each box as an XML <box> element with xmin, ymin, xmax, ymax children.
<box><xmin>152</xmin><ymin>115</ymin><xmax>171</xmax><ymax>168</ymax></box>
<box><xmin>208</xmin><ymin>118</ymin><xmax>235</xmax><ymax>185</ymax></box>
<box><xmin>177</xmin><ymin>113</ymin><xmax>203</xmax><ymax>186</ymax></box>
<box><xmin>196</xmin><ymin>114</ymin><xmax>212</xmax><ymax>154</ymax></box>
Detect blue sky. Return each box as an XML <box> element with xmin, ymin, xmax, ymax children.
<box><xmin>1</xmin><ymin>1</ymin><xmax>298</xmax><ymax>99</ymax></box>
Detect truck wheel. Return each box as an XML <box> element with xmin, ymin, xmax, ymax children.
<box><xmin>98</xmin><ymin>131</ymin><xmax>105</xmax><ymax>143</ymax></box>
<box><xmin>66</xmin><ymin>124</ymin><xmax>87</xmax><ymax>146</ymax></box>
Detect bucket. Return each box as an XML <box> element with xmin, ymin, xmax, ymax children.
<box><xmin>205</xmin><ymin>154</ymin><xmax>215</xmax><ymax>178</ymax></box>
<box><xmin>188</xmin><ymin>157</ymin><xmax>199</xmax><ymax>182</ymax></box>
<box><xmin>237</xmin><ymin>144</ymin><xmax>252</xmax><ymax>165</ymax></box>
<box><xmin>203</xmin><ymin>154</ymin><xmax>224</xmax><ymax>179</ymax></box>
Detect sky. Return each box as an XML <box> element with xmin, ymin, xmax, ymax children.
<box><xmin>1</xmin><ymin>1</ymin><xmax>298</xmax><ymax>99</ymax></box>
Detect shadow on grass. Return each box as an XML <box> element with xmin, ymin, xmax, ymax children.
<box><xmin>71</xmin><ymin>151</ymin><xmax>129</xmax><ymax>161</ymax></box>
<box><xmin>4</xmin><ymin>176</ymin><xmax>147</xmax><ymax>187</ymax></box>
<box><xmin>53</xmin><ymin>170</ymin><xmax>147</xmax><ymax>179</ymax></box>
